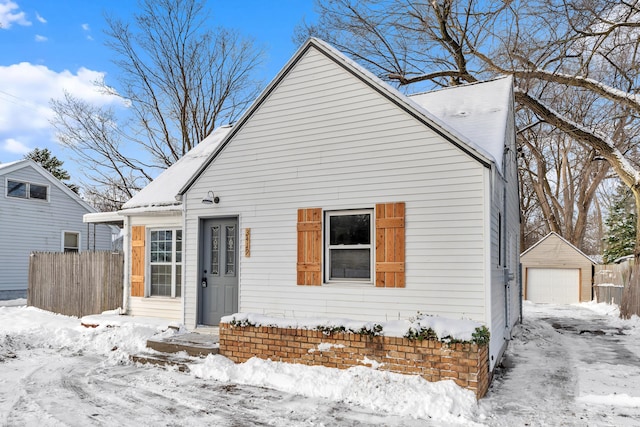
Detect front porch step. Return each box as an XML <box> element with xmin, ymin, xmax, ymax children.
<box><xmin>130</xmin><ymin>352</ymin><xmax>192</xmax><ymax>372</ymax></box>
<box><xmin>146</xmin><ymin>332</ymin><xmax>220</xmax><ymax>357</ymax></box>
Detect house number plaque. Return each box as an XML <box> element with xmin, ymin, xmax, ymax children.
<box><xmin>244</xmin><ymin>228</ymin><xmax>251</xmax><ymax>257</ymax></box>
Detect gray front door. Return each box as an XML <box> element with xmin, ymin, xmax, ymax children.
<box><xmin>200</xmin><ymin>217</ymin><xmax>238</xmax><ymax>325</ymax></box>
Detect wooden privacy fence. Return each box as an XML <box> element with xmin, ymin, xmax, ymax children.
<box><xmin>28</xmin><ymin>251</ymin><xmax>124</xmax><ymax>318</ymax></box>
<box><xmin>593</xmin><ymin>263</ymin><xmax>631</xmax><ymax>306</ymax></box>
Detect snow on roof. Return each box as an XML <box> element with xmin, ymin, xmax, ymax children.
<box><xmin>0</xmin><ymin>160</ymin><xmax>22</xmax><ymax>172</ymax></box>
<box><xmin>408</xmin><ymin>76</ymin><xmax>513</xmax><ymax>173</ymax></box>
<box><xmin>120</xmin><ymin>125</ymin><xmax>232</xmax><ymax>211</ymax></box>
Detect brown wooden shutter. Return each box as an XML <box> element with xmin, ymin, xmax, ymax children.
<box><xmin>297</xmin><ymin>208</ymin><xmax>322</xmax><ymax>285</ymax></box>
<box><xmin>131</xmin><ymin>225</ymin><xmax>145</xmax><ymax>297</ymax></box>
<box><xmin>375</xmin><ymin>202</ymin><xmax>405</xmax><ymax>288</ymax></box>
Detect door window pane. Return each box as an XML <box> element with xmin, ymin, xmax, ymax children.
<box><xmin>210</xmin><ymin>226</ymin><xmax>220</xmax><ymax>275</ymax></box>
<box><xmin>225</xmin><ymin>225</ymin><xmax>236</xmax><ymax>275</ymax></box>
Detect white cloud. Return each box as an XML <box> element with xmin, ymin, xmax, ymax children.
<box><xmin>3</xmin><ymin>138</ymin><xmax>30</xmax><ymax>154</ymax></box>
<box><xmin>0</xmin><ymin>62</ymin><xmax>125</xmax><ymax>160</ymax></box>
<box><xmin>81</xmin><ymin>23</ymin><xmax>90</xmax><ymax>31</ymax></box>
<box><xmin>35</xmin><ymin>12</ymin><xmax>45</xmax><ymax>23</ymax></box>
<box><xmin>0</xmin><ymin>0</ymin><xmax>31</xmax><ymax>29</ymax></box>
<box><xmin>34</xmin><ymin>34</ymin><xmax>47</xmax><ymax>42</ymax></box>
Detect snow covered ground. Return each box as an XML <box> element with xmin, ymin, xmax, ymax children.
<box><xmin>1</xmin><ymin>299</ymin><xmax>640</xmax><ymax>426</ymax></box>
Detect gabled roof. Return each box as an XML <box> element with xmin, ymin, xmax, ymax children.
<box><xmin>120</xmin><ymin>125</ymin><xmax>232</xmax><ymax>211</ymax></box>
<box><xmin>0</xmin><ymin>159</ymin><xmax>97</xmax><ymax>213</ymax></box>
<box><xmin>521</xmin><ymin>232</ymin><xmax>595</xmax><ymax>265</ymax></box>
<box><xmin>177</xmin><ymin>38</ymin><xmax>512</xmax><ymax>197</ymax></box>
<box><xmin>120</xmin><ymin>38</ymin><xmax>513</xmax><ymax>211</ymax></box>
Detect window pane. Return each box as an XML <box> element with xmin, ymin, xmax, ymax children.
<box><xmin>175</xmin><ymin>265</ymin><xmax>182</xmax><ymax>297</ymax></box>
<box><xmin>210</xmin><ymin>226</ymin><xmax>220</xmax><ymax>275</ymax></box>
<box><xmin>150</xmin><ymin>230</ymin><xmax>172</xmax><ymax>263</ymax></box>
<box><xmin>150</xmin><ymin>265</ymin><xmax>172</xmax><ymax>296</ymax></box>
<box><xmin>64</xmin><ymin>232</ymin><xmax>79</xmax><ymax>248</ymax></box>
<box><xmin>330</xmin><ymin>249</ymin><xmax>370</xmax><ymax>279</ymax></box>
<box><xmin>7</xmin><ymin>180</ymin><xmax>26</xmax><ymax>198</ymax></box>
<box><xmin>176</xmin><ymin>230</ymin><xmax>182</xmax><ymax>263</ymax></box>
<box><xmin>30</xmin><ymin>184</ymin><xmax>47</xmax><ymax>200</ymax></box>
<box><xmin>330</xmin><ymin>214</ymin><xmax>370</xmax><ymax>245</ymax></box>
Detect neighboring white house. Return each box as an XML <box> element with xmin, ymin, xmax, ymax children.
<box><xmin>115</xmin><ymin>38</ymin><xmax>521</xmax><ymax>371</ymax></box>
<box><xmin>0</xmin><ymin>159</ymin><xmax>115</xmax><ymax>300</ymax></box>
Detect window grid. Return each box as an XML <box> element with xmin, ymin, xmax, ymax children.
<box><xmin>149</xmin><ymin>229</ymin><xmax>182</xmax><ymax>298</ymax></box>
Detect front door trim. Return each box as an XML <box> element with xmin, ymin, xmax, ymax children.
<box><xmin>198</xmin><ymin>215</ymin><xmax>239</xmax><ymax>325</ymax></box>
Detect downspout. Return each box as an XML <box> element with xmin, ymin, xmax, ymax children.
<box><xmin>122</xmin><ymin>215</ymin><xmax>130</xmax><ymax>315</ymax></box>
<box><xmin>177</xmin><ymin>194</ymin><xmax>187</xmax><ymax>327</ymax></box>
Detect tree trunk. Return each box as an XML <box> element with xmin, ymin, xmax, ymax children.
<box><xmin>620</xmin><ymin>190</ymin><xmax>640</xmax><ymax>319</ymax></box>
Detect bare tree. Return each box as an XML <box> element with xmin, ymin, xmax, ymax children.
<box><xmin>51</xmin><ymin>0</ymin><xmax>264</xmax><ymax>209</ymax></box>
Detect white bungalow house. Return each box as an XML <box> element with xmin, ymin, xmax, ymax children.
<box><xmin>0</xmin><ymin>159</ymin><xmax>115</xmax><ymax>300</ymax></box>
<box><xmin>114</xmin><ymin>38</ymin><xmax>521</xmax><ymax>371</ymax></box>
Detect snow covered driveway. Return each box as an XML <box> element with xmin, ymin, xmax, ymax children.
<box><xmin>2</xmin><ymin>300</ymin><xmax>640</xmax><ymax>426</ymax></box>
<box><xmin>482</xmin><ymin>302</ymin><xmax>640</xmax><ymax>426</ymax></box>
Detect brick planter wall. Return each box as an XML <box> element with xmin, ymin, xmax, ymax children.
<box><xmin>219</xmin><ymin>323</ymin><xmax>490</xmax><ymax>398</ymax></box>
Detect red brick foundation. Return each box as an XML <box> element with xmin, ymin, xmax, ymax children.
<box><xmin>219</xmin><ymin>323</ymin><xmax>490</xmax><ymax>398</ymax></box>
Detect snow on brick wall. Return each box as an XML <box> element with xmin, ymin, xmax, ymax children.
<box><xmin>219</xmin><ymin>323</ymin><xmax>490</xmax><ymax>399</ymax></box>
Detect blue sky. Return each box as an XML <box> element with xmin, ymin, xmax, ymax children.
<box><xmin>0</xmin><ymin>0</ymin><xmax>317</xmax><ymax>174</ymax></box>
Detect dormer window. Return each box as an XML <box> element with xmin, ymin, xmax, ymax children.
<box><xmin>7</xmin><ymin>180</ymin><xmax>48</xmax><ymax>201</ymax></box>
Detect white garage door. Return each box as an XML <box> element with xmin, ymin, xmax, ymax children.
<box><xmin>526</xmin><ymin>268</ymin><xmax>580</xmax><ymax>304</ymax></box>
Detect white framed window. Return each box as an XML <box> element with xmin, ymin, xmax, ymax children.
<box><xmin>6</xmin><ymin>179</ymin><xmax>48</xmax><ymax>201</ymax></box>
<box><xmin>324</xmin><ymin>209</ymin><xmax>373</xmax><ymax>283</ymax></box>
<box><xmin>62</xmin><ymin>231</ymin><xmax>80</xmax><ymax>252</ymax></box>
<box><xmin>148</xmin><ymin>229</ymin><xmax>182</xmax><ymax>297</ymax></box>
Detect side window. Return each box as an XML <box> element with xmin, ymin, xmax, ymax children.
<box><xmin>63</xmin><ymin>232</ymin><xmax>80</xmax><ymax>252</ymax></box>
<box><xmin>7</xmin><ymin>179</ymin><xmax>48</xmax><ymax>201</ymax></box>
<box><xmin>149</xmin><ymin>229</ymin><xmax>182</xmax><ymax>297</ymax></box>
<box><xmin>325</xmin><ymin>210</ymin><xmax>373</xmax><ymax>282</ymax></box>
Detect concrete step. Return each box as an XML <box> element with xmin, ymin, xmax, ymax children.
<box><xmin>146</xmin><ymin>332</ymin><xmax>220</xmax><ymax>358</ymax></box>
<box><xmin>130</xmin><ymin>352</ymin><xmax>192</xmax><ymax>372</ymax></box>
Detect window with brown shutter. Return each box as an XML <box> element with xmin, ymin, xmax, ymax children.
<box><xmin>131</xmin><ymin>225</ymin><xmax>145</xmax><ymax>297</ymax></box>
<box><xmin>297</xmin><ymin>208</ymin><xmax>322</xmax><ymax>285</ymax></box>
<box><xmin>375</xmin><ymin>202</ymin><xmax>405</xmax><ymax>288</ymax></box>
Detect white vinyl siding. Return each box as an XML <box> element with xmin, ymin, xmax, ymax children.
<box><xmin>0</xmin><ymin>164</ymin><xmax>114</xmax><ymax>297</ymax></box>
<box><xmin>183</xmin><ymin>47</ymin><xmax>489</xmax><ymax>328</ymax></box>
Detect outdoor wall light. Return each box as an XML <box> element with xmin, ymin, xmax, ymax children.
<box><xmin>202</xmin><ymin>190</ymin><xmax>220</xmax><ymax>205</ymax></box>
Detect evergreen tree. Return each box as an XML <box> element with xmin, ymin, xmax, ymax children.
<box><xmin>25</xmin><ymin>148</ymin><xmax>80</xmax><ymax>194</ymax></box>
<box><xmin>603</xmin><ymin>186</ymin><xmax>637</xmax><ymax>263</ymax></box>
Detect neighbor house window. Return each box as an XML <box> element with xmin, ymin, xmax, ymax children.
<box><xmin>149</xmin><ymin>229</ymin><xmax>182</xmax><ymax>297</ymax></box>
<box><xmin>63</xmin><ymin>232</ymin><xmax>80</xmax><ymax>252</ymax></box>
<box><xmin>325</xmin><ymin>210</ymin><xmax>373</xmax><ymax>282</ymax></box>
<box><xmin>7</xmin><ymin>180</ymin><xmax>48</xmax><ymax>200</ymax></box>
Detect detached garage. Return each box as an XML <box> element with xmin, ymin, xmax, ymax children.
<box><xmin>521</xmin><ymin>232</ymin><xmax>595</xmax><ymax>304</ymax></box>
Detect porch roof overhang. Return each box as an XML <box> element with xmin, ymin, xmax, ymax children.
<box><xmin>83</xmin><ymin>211</ymin><xmax>125</xmax><ymax>226</ymax></box>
